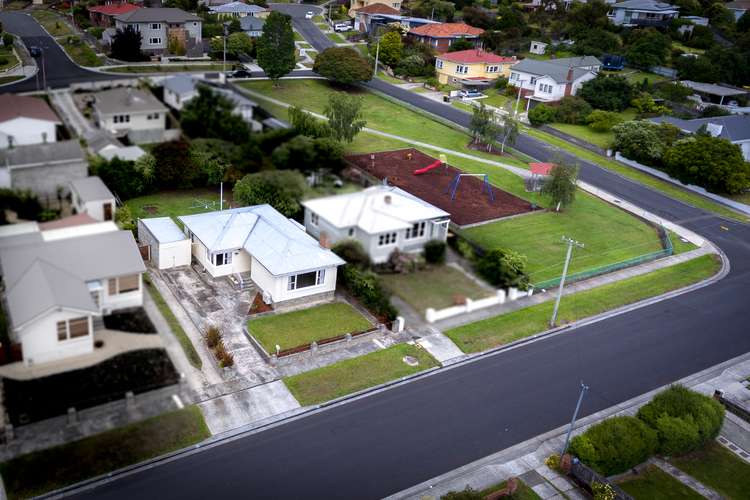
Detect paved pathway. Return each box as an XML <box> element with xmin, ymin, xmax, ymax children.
<box><xmin>650</xmin><ymin>458</ymin><xmax>723</xmax><ymax>500</ymax></box>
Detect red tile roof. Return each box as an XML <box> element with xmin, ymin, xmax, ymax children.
<box><xmin>439</xmin><ymin>50</ymin><xmax>516</xmax><ymax>64</ymax></box>
<box><xmin>0</xmin><ymin>95</ymin><xmax>60</xmax><ymax>124</ymax></box>
<box><xmin>355</xmin><ymin>3</ymin><xmax>400</xmax><ymax>15</ymax></box>
<box><xmin>530</xmin><ymin>162</ymin><xmax>555</xmax><ymax>176</ymax></box>
<box><xmin>39</xmin><ymin>213</ymin><xmax>98</xmax><ymax>231</ymax></box>
<box><xmin>409</xmin><ymin>22</ymin><xmax>484</xmax><ymax>38</ymax></box>
<box><xmin>88</xmin><ymin>3</ymin><xmax>140</xmax><ymax>16</ymax></box>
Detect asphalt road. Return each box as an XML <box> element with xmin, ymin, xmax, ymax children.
<box><xmin>7</xmin><ymin>11</ymin><xmax>750</xmax><ymax>500</ymax></box>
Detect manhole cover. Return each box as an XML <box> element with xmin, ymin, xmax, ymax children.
<box><xmin>402</xmin><ymin>355</ymin><xmax>419</xmax><ymax>367</ymax></box>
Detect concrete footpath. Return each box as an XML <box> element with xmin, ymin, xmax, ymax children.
<box><xmin>389</xmin><ymin>353</ymin><xmax>750</xmax><ymax>500</ymax></box>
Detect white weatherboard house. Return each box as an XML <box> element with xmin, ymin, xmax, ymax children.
<box><xmin>0</xmin><ymin>224</ymin><xmax>145</xmax><ymax>366</ymax></box>
<box><xmin>137</xmin><ymin>217</ymin><xmax>192</xmax><ymax>270</ymax></box>
<box><xmin>70</xmin><ymin>176</ymin><xmax>116</xmax><ymax>222</ymax></box>
<box><xmin>509</xmin><ymin>56</ymin><xmax>601</xmax><ymax>104</ymax></box>
<box><xmin>0</xmin><ymin>94</ymin><xmax>60</xmax><ymax>149</ymax></box>
<box><xmin>176</xmin><ymin>206</ymin><xmax>345</xmax><ymax>305</ymax></box>
<box><xmin>92</xmin><ymin>87</ymin><xmax>168</xmax><ymax>144</ymax></box>
<box><xmin>302</xmin><ymin>185</ymin><xmax>451</xmax><ymax>264</ymax></box>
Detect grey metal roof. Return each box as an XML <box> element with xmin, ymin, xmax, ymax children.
<box><xmin>139</xmin><ymin>217</ymin><xmax>187</xmax><ymax>244</ymax></box>
<box><xmin>163</xmin><ymin>74</ymin><xmax>197</xmax><ymax>96</ymax></box>
<box><xmin>549</xmin><ymin>56</ymin><xmax>602</xmax><ymax>68</ymax></box>
<box><xmin>240</xmin><ymin>16</ymin><xmax>265</xmax><ymax>31</ymax></box>
<box><xmin>178</xmin><ymin>206</ymin><xmax>344</xmax><ymax>276</ymax></box>
<box><xmin>115</xmin><ymin>7</ymin><xmax>201</xmax><ymax>23</ymax></box>
<box><xmin>93</xmin><ymin>87</ymin><xmax>167</xmax><ymax>116</ymax></box>
<box><xmin>648</xmin><ymin>115</ymin><xmax>750</xmax><ymax>142</ymax></box>
<box><xmin>210</xmin><ymin>2</ymin><xmax>266</xmax><ymax>13</ymax></box>
<box><xmin>680</xmin><ymin>80</ymin><xmax>748</xmax><ymax>97</ymax></box>
<box><xmin>511</xmin><ymin>59</ymin><xmax>593</xmax><ymax>83</ymax></box>
<box><xmin>0</xmin><ymin>139</ymin><xmax>85</xmax><ymax>169</ymax></box>
<box><xmin>70</xmin><ymin>176</ymin><xmax>114</xmax><ymax>203</ymax></box>
<box><xmin>611</xmin><ymin>0</ymin><xmax>679</xmax><ymax>11</ymax></box>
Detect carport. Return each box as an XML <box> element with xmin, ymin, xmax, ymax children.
<box><xmin>137</xmin><ymin>217</ymin><xmax>191</xmax><ymax>270</ymax></box>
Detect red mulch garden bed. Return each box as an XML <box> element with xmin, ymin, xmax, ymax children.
<box><xmin>344</xmin><ymin>148</ymin><xmax>536</xmax><ymax>226</ymax></box>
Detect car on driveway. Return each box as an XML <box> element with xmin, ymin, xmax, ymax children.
<box><xmin>230</xmin><ymin>69</ymin><xmax>253</xmax><ymax>78</ymax></box>
<box><xmin>459</xmin><ymin>89</ymin><xmax>483</xmax><ymax>99</ymax></box>
<box><xmin>305</xmin><ymin>11</ymin><xmax>314</xmax><ymax>19</ymax></box>
<box><xmin>334</xmin><ymin>22</ymin><xmax>352</xmax><ymax>32</ymax></box>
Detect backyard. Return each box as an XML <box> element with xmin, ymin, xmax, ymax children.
<box><xmin>125</xmin><ymin>188</ymin><xmax>226</xmax><ymax>223</ymax></box>
<box><xmin>0</xmin><ymin>406</ymin><xmax>210</xmax><ymax>499</ymax></box>
<box><xmin>616</xmin><ymin>464</ymin><xmax>703</xmax><ymax>500</ymax></box>
<box><xmin>381</xmin><ymin>265</ymin><xmax>493</xmax><ymax>314</ymax></box>
<box><xmin>247</xmin><ymin>302</ymin><xmax>372</xmax><ymax>352</ymax></box>
<box><xmin>669</xmin><ymin>442</ymin><xmax>750</xmax><ymax>500</ymax></box>
<box><xmin>445</xmin><ymin>254</ymin><xmax>720</xmax><ymax>353</ymax></box>
<box><xmin>284</xmin><ymin>343</ymin><xmax>439</xmax><ymax>406</ymax></box>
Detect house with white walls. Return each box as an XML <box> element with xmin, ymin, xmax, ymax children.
<box><xmin>137</xmin><ymin>217</ymin><xmax>192</xmax><ymax>270</ymax></box>
<box><xmin>608</xmin><ymin>0</ymin><xmax>679</xmax><ymax>27</ymax></box>
<box><xmin>113</xmin><ymin>7</ymin><xmax>203</xmax><ymax>56</ymax></box>
<box><xmin>302</xmin><ymin>185</ymin><xmax>450</xmax><ymax>264</ymax></box>
<box><xmin>0</xmin><ymin>222</ymin><xmax>145</xmax><ymax>366</ymax></box>
<box><xmin>91</xmin><ymin>87</ymin><xmax>168</xmax><ymax>144</ymax></box>
<box><xmin>508</xmin><ymin>56</ymin><xmax>601</xmax><ymax>105</ymax></box>
<box><xmin>176</xmin><ymin>206</ymin><xmax>345</xmax><ymax>306</ymax></box>
<box><xmin>0</xmin><ymin>94</ymin><xmax>61</xmax><ymax>149</ymax></box>
<box><xmin>70</xmin><ymin>176</ymin><xmax>116</xmax><ymax>222</ymax></box>
<box><xmin>649</xmin><ymin>114</ymin><xmax>750</xmax><ymax>161</ymax></box>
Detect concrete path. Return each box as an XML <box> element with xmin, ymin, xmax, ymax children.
<box><xmin>198</xmin><ymin>380</ymin><xmax>300</xmax><ymax>435</ymax></box>
<box><xmin>415</xmin><ymin>332</ymin><xmax>464</xmax><ymax>365</ymax></box>
<box><xmin>49</xmin><ymin>89</ymin><xmax>93</xmax><ymax>137</ymax></box>
<box><xmin>435</xmin><ymin>245</ymin><xmax>714</xmax><ymax>331</ymax></box>
<box><xmin>650</xmin><ymin>458</ymin><xmax>723</xmax><ymax>500</ymax></box>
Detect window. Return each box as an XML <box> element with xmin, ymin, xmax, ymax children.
<box><xmin>113</xmin><ymin>114</ymin><xmax>130</xmax><ymax>124</ymax></box>
<box><xmin>348</xmin><ymin>228</ymin><xmax>355</xmax><ymax>237</ymax></box>
<box><xmin>456</xmin><ymin>65</ymin><xmax>468</xmax><ymax>74</ymax></box>
<box><xmin>510</xmin><ymin>72</ymin><xmax>518</xmax><ymax>81</ymax></box>
<box><xmin>56</xmin><ymin>317</ymin><xmax>90</xmax><ymax>342</ymax></box>
<box><xmin>57</xmin><ymin>321</ymin><xmax>67</xmax><ymax>341</ymax></box>
<box><xmin>109</xmin><ymin>275</ymin><xmax>140</xmax><ymax>295</ymax></box>
<box><xmin>539</xmin><ymin>83</ymin><xmax>553</xmax><ymax>94</ymax></box>
<box><xmin>486</xmin><ymin>65</ymin><xmax>498</xmax><ymax>73</ymax></box>
<box><xmin>108</xmin><ymin>278</ymin><xmax>117</xmax><ymax>295</ymax></box>
<box><xmin>530</xmin><ymin>77</ymin><xmax>537</xmax><ymax>85</ymax></box>
<box><xmin>151</xmin><ymin>23</ymin><xmax>161</xmax><ymax>29</ymax></box>
<box><xmin>310</xmin><ymin>212</ymin><xmax>319</xmax><ymax>226</ymax></box>
<box><xmin>149</xmin><ymin>37</ymin><xmax>162</xmax><ymax>45</ymax></box>
<box><xmin>378</xmin><ymin>232</ymin><xmax>397</xmax><ymax>246</ymax></box>
<box><xmin>287</xmin><ymin>269</ymin><xmax>326</xmax><ymax>291</ymax></box>
<box><xmin>436</xmin><ymin>59</ymin><xmax>443</xmax><ymax>69</ymax></box>
<box><xmin>147</xmin><ymin>113</ymin><xmax>160</xmax><ymax>120</ymax></box>
<box><xmin>405</xmin><ymin>221</ymin><xmax>425</xmax><ymax>239</ymax></box>
<box><xmin>213</xmin><ymin>251</ymin><xmax>233</xmax><ymax>266</ymax></box>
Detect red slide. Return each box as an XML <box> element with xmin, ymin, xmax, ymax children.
<box><xmin>413</xmin><ymin>160</ymin><xmax>443</xmax><ymax>175</ymax></box>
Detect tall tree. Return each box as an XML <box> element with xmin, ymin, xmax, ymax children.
<box><xmin>110</xmin><ymin>26</ymin><xmax>145</xmax><ymax>62</ymax></box>
<box><xmin>324</xmin><ymin>93</ymin><xmax>366</xmax><ymax>143</ymax></box>
<box><xmin>180</xmin><ymin>86</ymin><xmax>250</xmax><ymax>143</ymax></box>
<box><xmin>233</xmin><ymin>170</ymin><xmax>307</xmax><ymax>217</ymax></box>
<box><xmin>469</xmin><ymin>104</ymin><xmax>500</xmax><ymax>152</ymax></box>
<box><xmin>314</xmin><ymin>47</ymin><xmax>372</xmax><ymax>85</ymax></box>
<box><xmin>498</xmin><ymin>103</ymin><xmax>519</xmax><ymax>154</ymax></box>
<box><xmin>541</xmin><ymin>160</ymin><xmax>579</xmax><ymax>211</ymax></box>
<box><xmin>370</xmin><ymin>31</ymin><xmax>403</xmax><ymax>67</ymax></box>
<box><xmin>257</xmin><ymin>11</ymin><xmax>296</xmax><ymax>85</ymax></box>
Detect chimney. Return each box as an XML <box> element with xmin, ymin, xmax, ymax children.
<box><xmin>319</xmin><ymin>232</ymin><xmax>330</xmax><ymax>249</ymax></box>
<box><xmin>564</xmin><ymin>66</ymin><xmax>574</xmax><ymax>97</ymax></box>
<box><xmin>384</xmin><ymin>194</ymin><xmax>392</xmax><ymax>204</ymax></box>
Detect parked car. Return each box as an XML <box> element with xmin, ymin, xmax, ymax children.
<box><xmin>230</xmin><ymin>69</ymin><xmax>253</xmax><ymax>78</ymax></box>
<box><xmin>334</xmin><ymin>22</ymin><xmax>352</xmax><ymax>32</ymax></box>
<box><xmin>29</xmin><ymin>46</ymin><xmax>42</xmax><ymax>58</ymax></box>
<box><xmin>459</xmin><ymin>89</ymin><xmax>483</xmax><ymax>99</ymax></box>
<box><xmin>305</xmin><ymin>11</ymin><xmax>314</xmax><ymax>19</ymax></box>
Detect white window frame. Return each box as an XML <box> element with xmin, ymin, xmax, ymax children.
<box><xmin>151</xmin><ymin>23</ymin><xmax>161</xmax><ymax>29</ymax></box>
<box><xmin>436</xmin><ymin>59</ymin><xmax>443</xmax><ymax>69</ymax></box>
<box><xmin>378</xmin><ymin>232</ymin><xmax>398</xmax><ymax>246</ymax></box>
<box><xmin>486</xmin><ymin>65</ymin><xmax>498</xmax><ymax>73</ymax></box>
<box><xmin>456</xmin><ymin>65</ymin><xmax>468</xmax><ymax>75</ymax></box>
<box><xmin>149</xmin><ymin>37</ymin><xmax>162</xmax><ymax>45</ymax></box>
<box><xmin>310</xmin><ymin>212</ymin><xmax>319</xmax><ymax>226</ymax></box>
<box><xmin>213</xmin><ymin>251</ymin><xmax>233</xmax><ymax>266</ymax></box>
<box><xmin>287</xmin><ymin>269</ymin><xmax>326</xmax><ymax>291</ymax></box>
<box><xmin>405</xmin><ymin>221</ymin><xmax>426</xmax><ymax>240</ymax></box>
<box><xmin>510</xmin><ymin>72</ymin><xmax>518</xmax><ymax>81</ymax></box>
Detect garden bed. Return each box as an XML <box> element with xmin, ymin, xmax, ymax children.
<box><xmin>3</xmin><ymin>349</ymin><xmax>179</xmax><ymax>426</ymax></box>
<box><xmin>102</xmin><ymin>308</ymin><xmax>156</xmax><ymax>334</ymax></box>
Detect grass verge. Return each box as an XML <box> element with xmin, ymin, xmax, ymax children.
<box><xmin>284</xmin><ymin>343</ymin><xmax>439</xmax><ymax>406</ymax></box>
<box><xmin>670</xmin><ymin>441</ymin><xmax>750</xmax><ymax>500</ymax></box>
<box><xmin>616</xmin><ymin>464</ymin><xmax>703</xmax><ymax>500</ymax></box>
<box><xmin>445</xmin><ymin>254</ymin><xmax>720</xmax><ymax>353</ymax></box>
<box><xmin>144</xmin><ymin>275</ymin><xmax>202</xmax><ymax>369</ymax></box>
<box><xmin>0</xmin><ymin>406</ymin><xmax>209</xmax><ymax>499</ymax></box>
<box><xmin>478</xmin><ymin>478</ymin><xmax>541</xmax><ymax>499</ymax></box>
<box><xmin>60</xmin><ymin>37</ymin><xmax>102</xmax><ymax>67</ymax></box>
<box><xmin>31</xmin><ymin>10</ymin><xmax>73</xmax><ymax>37</ymax></box>
<box><xmin>248</xmin><ymin>302</ymin><xmax>372</xmax><ymax>352</ymax></box>
<box><xmin>105</xmin><ymin>64</ymin><xmax>230</xmax><ymax>74</ymax></box>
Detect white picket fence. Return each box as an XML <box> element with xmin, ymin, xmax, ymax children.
<box><xmin>425</xmin><ymin>287</ymin><xmax>533</xmax><ymax>323</ymax></box>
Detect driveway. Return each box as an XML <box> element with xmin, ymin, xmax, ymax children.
<box><xmin>270</xmin><ymin>3</ymin><xmax>333</xmax><ymax>52</ymax></box>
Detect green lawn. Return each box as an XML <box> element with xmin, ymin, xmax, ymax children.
<box><xmin>669</xmin><ymin>231</ymin><xmax>697</xmax><ymax>255</ymax></box>
<box><xmin>293</xmin><ymin>31</ymin><xmax>304</xmax><ymax>41</ymax></box>
<box><xmin>106</xmin><ymin>64</ymin><xmax>230</xmax><ymax>73</ymax></box>
<box><xmin>326</xmin><ymin>31</ymin><xmax>345</xmax><ymax>44</ymax></box>
<box><xmin>125</xmin><ymin>188</ymin><xmax>225</xmax><ymax>223</ymax></box>
<box><xmin>144</xmin><ymin>275</ymin><xmax>201</xmax><ymax>369</ymax></box>
<box><xmin>617</xmin><ymin>464</ymin><xmax>703</xmax><ymax>500</ymax></box>
<box><xmin>0</xmin><ymin>46</ymin><xmax>20</xmax><ymax>72</ymax></box>
<box><xmin>445</xmin><ymin>254</ymin><xmax>720</xmax><ymax>353</ymax></box>
<box><xmin>284</xmin><ymin>343</ymin><xmax>439</xmax><ymax>405</ymax></box>
<box><xmin>670</xmin><ymin>442</ymin><xmax>750</xmax><ymax>500</ymax></box>
<box><xmin>601</xmin><ymin>69</ymin><xmax>667</xmax><ymax>85</ymax></box>
<box><xmin>381</xmin><ymin>265</ymin><xmax>492</xmax><ymax>314</ymax></box>
<box><xmin>60</xmin><ymin>37</ymin><xmax>102</xmax><ymax>67</ymax></box>
<box><xmin>0</xmin><ymin>406</ymin><xmax>209</xmax><ymax>499</ymax></box>
<box><xmin>0</xmin><ymin>75</ymin><xmax>23</xmax><ymax>86</ymax></box>
<box><xmin>248</xmin><ymin>302</ymin><xmax>372</xmax><ymax>352</ymax></box>
<box><xmin>463</xmin><ymin>191</ymin><xmax>663</xmax><ymax>284</ymax></box>
<box><xmin>31</xmin><ymin>10</ymin><xmax>73</xmax><ymax>37</ymax></box>
<box><xmin>549</xmin><ymin>109</ymin><xmax>637</xmax><ymax>150</ymax></box>
<box><xmin>524</xmin><ymin>127</ymin><xmax>749</xmax><ymax>222</ymax></box>
<box><xmin>478</xmin><ymin>479</ymin><xmax>541</xmax><ymax>499</ymax></box>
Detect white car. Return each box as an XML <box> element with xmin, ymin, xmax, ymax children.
<box><xmin>334</xmin><ymin>22</ymin><xmax>352</xmax><ymax>32</ymax></box>
<box><xmin>305</xmin><ymin>11</ymin><xmax>314</xmax><ymax>19</ymax></box>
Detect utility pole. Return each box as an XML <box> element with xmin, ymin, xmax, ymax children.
<box><xmin>560</xmin><ymin>381</ymin><xmax>589</xmax><ymax>458</ymax></box>
<box><xmin>41</xmin><ymin>49</ymin><xmax>47</xmax><ymax>90</ymax></box>
<box><xmin>550</xmin><ymin>236</ymin><xmax>584</xmax><ymax>327</ymax></box>
<box><xmin>372</xmin><ymin>37</ymin><xmax>380</xmax><ymax>80</ymax></box>
<box><xmin>513</xmin><ymin>79</ymin><xmax>524</xmax><ymax>118</ymax></box>
<box><xmin>219</xmin><ymin>181</ymin><xmax>224</xmax><ymax>211</ymax></box>
<box><xmin>222</xmin><ymin>22</ymin><xmax>229</xmax><ymax>75</ymax></box>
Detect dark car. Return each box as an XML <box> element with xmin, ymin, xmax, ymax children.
<box><xmin>230</xmin><ymin>69</ymin><xmax>253</xmax><ymax>78</ymax></box>
<box><xmin>29</xmin><ymin>46</ymin><xmax>42</xmax><ymax>58</ymax></box>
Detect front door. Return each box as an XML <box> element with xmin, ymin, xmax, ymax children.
<box><xmin>103</xmin><ymin>202</ymin><xmax>113</xmax><ymax>221</ymax></box>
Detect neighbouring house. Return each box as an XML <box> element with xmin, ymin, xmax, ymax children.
<box><xmin>0</xmin><ymin>223</ymin><xmax>145</xmax><ymax>366</ymax></box>
<box><xmin>162</xmin><ymin>75</ymin><xmax>261</xmax><ymax>130</ymax></box>
<box><xmin>70</xmin><ymin>176</ymin><xmax>116</xmax><ymax>222</ymax></box>
<box><xmin>607</xmin><ymin>0</ymin><xmax>679</xmax><ymax>27</ymax></box>
<box><xmin>508</xmin><ymin>56</ymin><xmax>601</xmax><ymax>105</ymax></box>
<box><xmin>209</xmin><ymin>1</ymin><xmax>269</xmax><ymax>18</ymax></box>
<box><xmin>240</xmin><ymin>15</ymin><xmax>265</xmax><ymax>37</ymax></box>
<box><xmin>0</xmin><ymin>94</ymin><xmax>61</xmax><ymax>149</ymax></box>
<box><xmin>679</xmin><ymin>15</ymin><xmax>709</xmax><ymax>26</ymax></box>
<box><xmin>91</xmin><ymin>87</ymin><xmax>168</xmax><ymax>144</ymax></box>
<box><xmin>0</xmin><ymin>140</ymin><xmax>87</xmax><ymax>198</ymax></box>
<box><xmin>173</xmin><ymin>206</ymin><xmax>345</xmax><ymax>306</ymax></box>
<box><xmin>114</xmin><ymin>7</ymin><xmax>203</xmax><ymax>56</ymax></box>
<box><xmin>649</xmin><ymin>114</ymin><xmax>750</xmax><ymax>161</ymax></box>
<box><xmin>352</xmin><ymin>3</ymin><xmax>399</xmax><ymax>32</ymax></box>
<box><xmin>88</xmin><ymin>3</ymin><xmax>140</xmax><ymax>27</ymax></box>
<box><xmin>435</xmin><ymin>50</ymin><xmax>516</xmax><ymax>86</ymax></box>
<box><xmin>362</xmin><ymin>13</ymin><xmax>437</xmax><ymax>34</ymax></box>
<box><xmin>406</xmin><ymin>22</ymin><xmax>484</xmax><ymax>53</ymax></box>
<box><xmin>679</xmin><ymin>80</ymin><xmax>749</xmax><ymax>107</ymax></box>
<box><xmin>137</xmin><ymin>217</ymin><xmax>192</xmax><ymax>270</ymax></box>
<box><xmin>349</xmin><ymin>0</ymin><xmax>402</xmax><ymax>17</ymax></box>
<box><xmin>725</xmin><ymin>0</ymin><xmax>750</xmax><ymax>20</ymax></box>
<box><xmin>302</xmin><ymin>185</ymin><xmax>450</xmax><ymax>264</ymax></box>
<box><xmin>98</xmin><ymin>143</ymin><xmax>147</xmax><ymax>162</ymax></box>
<box><xmin>529</xmin><ymin>40</ymin><xmax>548</xmax><ymax>55</ymax></box>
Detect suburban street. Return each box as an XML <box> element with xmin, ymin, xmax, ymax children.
<box><xmin>2</xmin><ymin>9</ymin><xmax>748</xmax><ymax>499</ymax></box>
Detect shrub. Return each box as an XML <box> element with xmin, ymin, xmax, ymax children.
<box><xmin>314</xmin><ymin>47</ymin><xmax>372</xmax><ymax>85</ymax></box>
<box><xmin>528</xmin><ymin>104</ymin><xmax>556</xmax><ymax>126</ymax></box>
<box><xmin>591</xmin><ymin>482</ymin><xmax>616</xmax><ymax>500</ymax></box>
<box><xmin>663</xmin><ymin>136</ymin><xmax>750</xmax><ymax>195</ymax></box>
<box><xmin>579</xmin><ymin>75</ymin><xmax>634</xmax><ymax>112</ymax></box>
<box><xmin>0</xmin><ymin>188</ymin><xmax>43</xmax><ymax>224</ymax></box>
<box><xmin>424</xmin><ymin>240</ymin><xmax>446</xmax><ymax>264</ymax></box>
<box><xmin>441</xmin><ymin>486</ymin><xmax>483</xmax><ymax>500</ymax></box>
<box><xmin>476</xmin><ymin>248</ymin><xmax>528</xmax><ymax>289</ymax></box>
<box><xmin>569</xmin><ymin>416</ymin><xmax>658</xmax><ymax>476</ymax></box>
<box><xmin>586</xmin><ymin>110</ymin><xmax>623</xmax><ymax>132</ymax></box>
<box><xmin>0</xmin><ymin>56</ymin><xmax>8</xmax><ymax>66</ymax></box>
<box><xmin>233</xmin><ymin>170</ymin><xmax>307</xmax><ymax>217</ymax></box>
<box><xmin>332</xmin><ymin>240</ymin><xmax>371</xmax><ymax>269</ymax></box>
<box><xmin>205</xmin><ymin>326</ymin><xmax>221</xmax><ymax>349</ymax></box>
<box><xmin>494</xmin><ymin>76</ymin><xmax>508</xmax><ymax>90</ymax></box>
<box><xmin>340</xmin><ymin>265</ymin><xmax>397</xmax><ymax>321</ymax></box>
<box><xmin>637</xmin><ymin>385</ymin><xmax>725</xmax><ymax>455</ymax></box>
<box><xmin>555</xmin><ymin>96</ymin><xmax>592</xmax><ymax>125</ymax></box>
<box><xmin>612</xmin><ymin>120</ymin><xmax>668</xmax><ymax>166</ymax></box>
<box><xmin>87</xmin><ymin>27</ymin><xmax>104</xmax><ymax>40</ymax></box>
<box><xmin>2</xmin><ymin>33</ymin><xmax>13</xmax><ymax>48</ymax></box>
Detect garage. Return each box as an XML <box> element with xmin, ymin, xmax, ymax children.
<box><xmin>137</xmin><ymin>217</ymin><xmax>191</xmax><ymax>270</ymax></box>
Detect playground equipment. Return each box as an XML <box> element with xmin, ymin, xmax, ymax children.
<box><xmin>446</xmin><ymin>173</ymin><xmax>495</xmax><ymax>202</ymax></box>
<box><xmin>413</xmin><ymin>154</ymin><xmax>449</xmax><ymax>175</ymax></box>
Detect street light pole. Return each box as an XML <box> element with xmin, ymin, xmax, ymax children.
<box><xmin>41</xmin><ymin>49</ymin><xmax>47</xmax><ymax>90</ymax></box>
<box><xmin>372</xmin><ymin>37</ymin><xmax>380</xmax><ymax>80</ymax></box>
<box><xmin>560</xmin><ymin>381</ymin><xmax>589</xmax><ymax>458</ymax></box>
<box><xmin>514</xmin><ymin>79</ymin><xmax>524</xmax><ymax>118</ymax></box>
<box><xmin>222</xmin><ymin>22</ymin><xmax>229</xmax><ymax>75</ymax></box>
<box><xmin>550</xmin><ymin>236</ymin><xmax>584</xmax><ymax>327</ymax></box>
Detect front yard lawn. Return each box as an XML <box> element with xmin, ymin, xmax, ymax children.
<box><xmin>125</xmin><ymin>188</ymin><xmax>226</xmax><ymax>223</ymax></box>
<box><xmin>445</xmin><ymin>254</ymin><xmax>720</xmax><ymax>353</ymax></box>
<box><xmin>248</xmin><ymin>302</ymin><xmax>372</xmax><ymax>352</ymax></box>
<box><xmin>670</xmin><ymin>442</ymin><xmax>750</xmax><ymax>500</ymax></box>
<box><xmin>380</xmin><ymin>265</ymin><xmax>492</xmax><ymax>314</ymax></box>
<box><xmin>31</xmin><ymin>10</ymin><xmax>73</xmax><ymax>37</ymax></box>
<box><xmin>549</xmin><ymin>109</ymin><xmax>637</xmax><ymax>150</ymax></box>
<box><xmin>0</xmin><ymin>406</ymin><xmax>210</xmax><ymax>499</ymax></box>
<box><xmin>284</xmin><ymin>343</ymin><xmax>439</xmax><ymax>405</ymax></box>
<box><xmin>617</xmin><ymin>464</ymin><xmax>703</xmax><ymax>500</ymax></box>
<box><xmin>326</xmin><ymin>31</ymin><xmax>345</xmax><ymax>43</ymax></box>
<box><xmin>463</xmin><ymin>191</ymin><xmax>663</xmax><ymax>284</ymax></box>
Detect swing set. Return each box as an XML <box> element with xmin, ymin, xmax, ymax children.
<box><xmin>445</xmin><ymin>173</ymin><xmax>495</xmax><ymax>202</ymax></box>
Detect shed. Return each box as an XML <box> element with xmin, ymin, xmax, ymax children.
<box><xmin>69</xmin><ymin>176</ymin><xmax>116</xmax><ymax>221</ymax></box>
<box><xmin>137</xmin><ymin>217</ymin><xmax>191</xmax><ymax>269</ymax></box>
